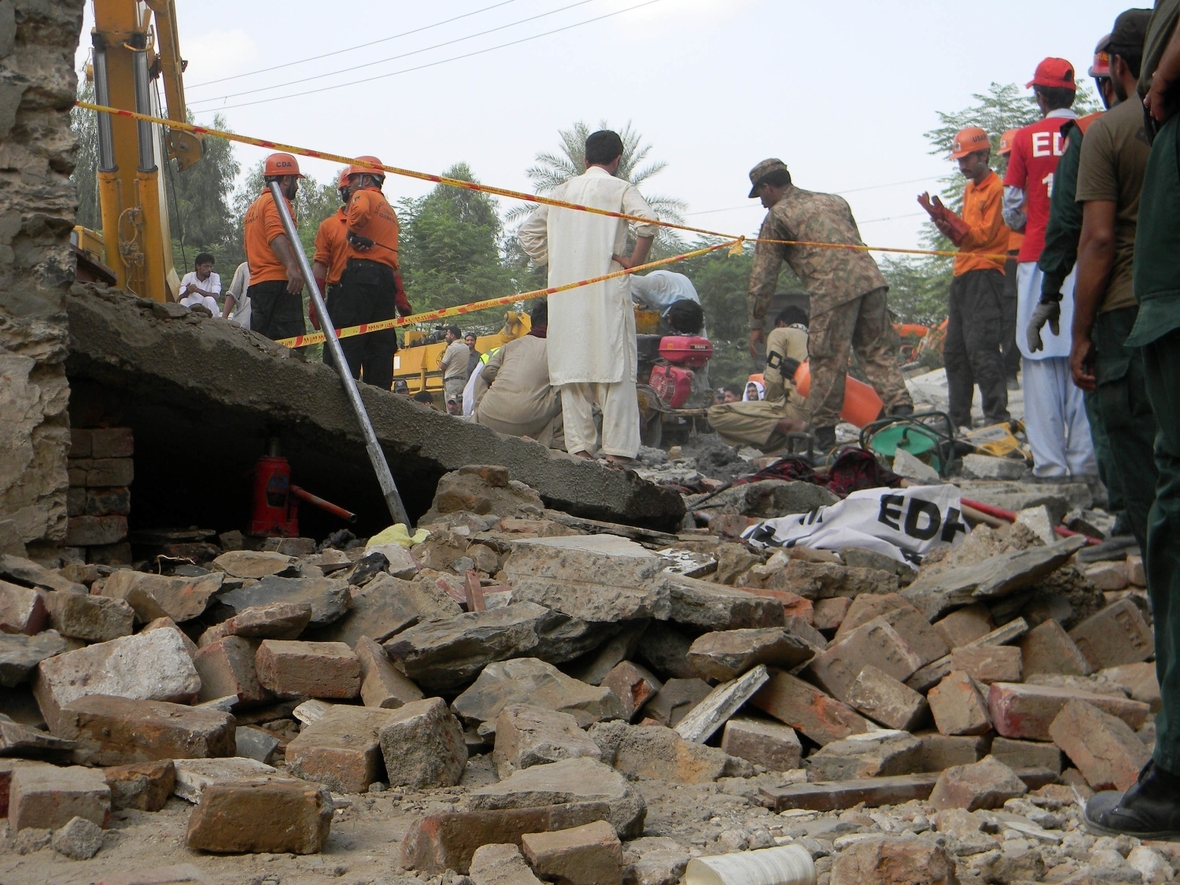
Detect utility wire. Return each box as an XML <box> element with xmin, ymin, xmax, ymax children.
<box><xmin>684</xmin><ymin>175</ymin><xmax>945</xmax><ymax>217</ymax></box>
<box><xmin>188</xmin><ymin>0</ymin><xmax>521</xmax><ymax>89</ymax></box>
<box><xmin>191</xmin><ymin>0</ymin><xmax>597</xmax><ymax>106</ymax></box>
<box><xmin>194</xmin><ymin>0</ymin><xmax>662</xmax><ymax>113</ymax></box>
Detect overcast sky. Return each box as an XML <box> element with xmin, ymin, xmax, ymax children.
<box><xmin>76</xmin><ymin>0</ymin><xmax>1131</xmax><ymax>254</ymax></box>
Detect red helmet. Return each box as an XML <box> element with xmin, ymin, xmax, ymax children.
<box><xmin>263</xmin><ymin>152</ymin><xmax>303</xmax><ymax>178</ymax></box>
<box><xmin>347</xmin><ymin>155</ymin><xmax>385</xmax><ymax>184</ymax></box>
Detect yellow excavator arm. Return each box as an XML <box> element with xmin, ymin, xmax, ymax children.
<box><xmin>83</xmin><ymin>0</ymin><xmax>203</xmax><ymax>302</ymax></box>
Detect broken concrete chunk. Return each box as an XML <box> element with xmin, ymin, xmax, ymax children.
<box><xmin>808</xmin><ymin>730</ymin><xmax>924</xmax><ymax>781</ymax></box>
<box><xmin>469</xmin><ymin>843</ymin><xmax>545</xmax><ymax>885</ymax></box>
<box><xmin>355</xmin><ymin>635</ymin><xmax>424</xmax><ymax>709</ymax></box>
<box><xmin>44</xmin><ymin>590</ymin><xmax>134</xmax><ymax>642</ymax></box>
<box><xmin>845</xmin><ymin>665</ymin><xmax>929</xmax><ymax>731</ymax></box>
<box><xmin>636</xmin><ymin>622</ymin><xmax>697</xmax><ymax>679</ymax></box>
<box><xmin>521</xmin><ymin>820</ymin><xmax>623</xmax><ymax>885</ymax></box>
<box><xmin>0</xmin><ymin>580</ymin><xmax>47</xmax><ymax>635</ymax></box>
<box><xmin>0</xmin><ymin>717</ymin><xmax>77</xmax><ymax>760</ymax></box>
<box><xmin>1048</xmin><ymin>698</ymin><xmax>1151</xmax><ymax>792</ymax></box>
<box><xmin>661</xmin><ymin>575</ymin><xmax>785</xmax><ymax>630</ymax></box>
<box><xmin>469</xmin><ymin>756</ymin><xmax>646</xmax><ymax>839</ymax></box>
<box><xmin>600</xmin><ymin>660</ymin><xmax>662</xmax><ymax>722</ymax></box>
<box><xmin>378</xmin><ymin>696</ymin><xmax>468</xmax><ymax>789</ymax></box>
<box><xmin>56</xmin><ymin>696</ymin><xmax>235</xmax><ymax>765</ymax></box>
<box><xmin>385</xmin><ymin>603</ymin><xmax>610</xmax><ymax>692</ymax></box>
<box><xmin>642</xmin><ymin>678</ymin><xmax>712</xmax><ymax>728</ymax></box>
<box><xmin>686</xmin><ymin>627</ymin><xmax>816</xmax><ymax>682</ymax></box>
<box><xmin>51</xmin><ymin>814</ymin><xmax>105</xmax><ymax>860</ymax></box>
<box><xmin>1068</xmin><ymin>598</ymin><xmax>1154</xmax><ymax>671</ymax></box>
<box><xmin>235</xmin><ymin>726</ymin><xmax>280</xmax><ymax>765</ymax></box>
<box><xmin>97</xmin><ymin>570</ymin><xmax>223</xmax><ymax>623</ymax></box>
<box><xmin>928</xmin><ymin>671</ymin><xmax>993</xmax><ymax>736</ymax></box>
<box><xmin>903</xmin><ymin>535</ymin><xmax>1087</xmax><ymax>620</ymax></box>
<box><xmin>8</xmin><ymin>764</ymin><xmax>109</xmax><ymax>831</ymax></box>
<box><xmin>929</xmin><ymin>755</ymin><xmax>1028</xmax><ymax>811</ymax></box>
<box><xmin>589</xmin><ymin>720</ymin><xmax>729</xmax><ymax>784</ymax></box>
<box><xmin>720</xmin><ymin>716</ymin><xmax>803</xmax><ymax>771</ymax></box>
<box><xmin>211</xmin><ymin>550</ymin><xmax>297</xmax><ymax>579</ymax></box>
<box><xmin>286</xmin><ymin>704</ymin><xmax>404</xmax><ymax>793</ymax></box>
<box><xmin>215</xmin><ymin>575</ymin><xmax>351</xmax><ymax>628</ymax></box>
<box><xmin>317</xmin><ymin>572</ymin><xmax>459</xmax><ymax>647</ymax></box>
<box><xmin>193</xmin><ymin>636</ymin><xmax>270</xmax><ymax>706</ymax></box>
<box><xmin>452</xmin><ymin>658</ymin><xmax>624</xmax><ymax>732</ymax></box>
<box><xmin>504</xmin><ymin>536</ymin><xmax>669</xmax><ymax>623</ymax></box>
<box><xmin>751</xmin><ymin>669</ymin><xmax>870</xmax><ymax>746</ymax></box>
<box><xmin>0</xmin><ymin>555</ymin><xmax>88</xmax><ymax>595</ymax></box>
<box><xmin>255</xmin><ymin>639</ymin><xmax>361</xmax><ymax>699</ymax></box>
<box><xmin>830</xmin><ymin>835</ymin><xmax>959</xmax><ymax>885</ymax></box>
<box><xmin>0</xmin><ymin>631</ymin><xmax>71</xmax><ymax>687</ymax></box>
<box><xmin>197</xmin><ymin>601</ymin><xmax>311</xmax><ymax>648</ymax></box>
<box><xmin>674</xmin><ymin>663</ymin><xmax>771</xmax><ymax>744</ymax></box>
<box><xmin>185</xmin><ymin>778</ymin><xmax>332</xmax><ymax>854</ymax></box>
<box><xmin>34</xmin><ymin>629</ymin><xmax>201</xmax><ymax>733</ymax></box>
<box><xmin>988</xmin><ymin>681</ymin><xmax>1150</xmax><ymax>741</ymax></box>
<box><xmin>492</xmin><ymin>704</ymin><xmax>603</xmax><ymax>778</ymax></box>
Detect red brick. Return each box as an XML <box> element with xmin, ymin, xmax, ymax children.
<box><xmin>804</xmin><ymin>618</ymin><xmax>924</xmax><ymax>701</ymax></box>
<box><xmin>750</xmin><ymin>669</ymin><xmax>869</xmax><ymax>746</ymax></box>
<box><xmin>762</xmin><ymin>773</ymin><xmax>940</xmax><ymax>811</ymax></box>
<box><xmin>193</xmin><ymin>636</ymin><xmax>270</xmax><ymax>706</ymax></box>
<box><xmin>9</xmin><ymin>763</ymin><xmax>110</xmax><ymax>831</ymax></box>
<box><xmin>64</xmin><ymin>515</ymin><xmax>128</xmax><ymax>547</ymax></box>
<box><xmin>285</xmin><ymin>705</ymin><xmax>401</xmax><ymax>794</ymax></box>
<box><xmin>185</xmin><ymin>778</ymin><xmax>332</xmax><ymax>854</ymax></box>
<box><xmin>401</xmin><ymin>803</ymin><xmax>619</xmax><ymax>875</ymax></box>
<box><xmin>834</xmin><ymin>592</ymin><xmax>913</xmax><ymax>639</ymax></box>
<box><xmin>522</xmin><ymin>821</ymin><xmax>623</xmax><ymax>885</ymax></box>
<box><xmin>1085</xmin><ymin>560</ymin><xmax>1129</xmax><ymax>591</ymax></box>
<box><xmin>720</xmin><ymin>716</ymin><xmax>803</xmax><ymax>771</ymax></box>
<box><xmin>55</xmin><ymin>696</ymin><xmax>235</xmax><ymax>766</ymax></box>
<box><xmin>950</xmin><ymin>646</ymin><xmax>1022</xmax><ymax>684</ymax></box>
<box><xmin>918</xmin><ymin>733</ymin><xmax>990</xmax><ymax>772</ymax></box>
<box><xmin>928</xmin><ymin>671</ymin><xmax>992</xmax><ymax>736</ymax></box>
<box><xmin>69</xmin><ymin>428</ymin><xmax>93</xmax><ymax>458</ymax></box>
<box><xmin>878</xmin><ymin>605</ymin><xmax>949</xmax><ymax>668</ymax></box>
<box><xmin>988</xmin><ymin>681</ymin><xmax>1151</xmax><ymax>741</ymax></box>
<box><xmin>933</xmin><ymin>604</ymin><xmax>994</xmax><ymax>650</ymax></box>
<box><xmin>812</xmin><ymin>597</ymin><xmax>851</xmax><ymax>632</ymax></box>
<box><xmin>255</xmin><ymin>639</ymin><xmax>361</xmax><ymax>699</ymax></box>
<box><xmin>90</xmin><ymin>428</ymin><xmax>134</xmax><ymax>459</ymax></box>
<box><xmin>601</xmin><ymin>660</ymin><xmax>662</xmax><ymax>722</ymax></box>
<box><xmin>929</xmin><ymin>755</ymin><xmax>1028</xmax><ymax>811</ymax></box>
<box><xmin>845</xmin><ymin>665</ymin><xmax>929</xmax><ymax>731</ymax></box>
<box><xmin>1069</xmin><ymin>598</ymin><xmax>1155</xmax><ymax>670</ymax></box>
<box><xmin>1048</xmin><ymin>699</ymin><xmax>1152</xmax><ymax>791</ymax></box>
<box><xmin>830</xmin><ymin>835</ymin><xmax>958</xmax><ymax>885</ymax></box>
<box><xmin>355</xmin><ymin>636</ymin><xmax>424</xmax><ymax>709</ymax></box>
<box><xmin>0</xmin><ymin>580</ymin><xmax>47</xmax><ymax>635</ymax></box>
<box><xmin>990</xmin><ymin>738</ymin><xmax>1062</xmax><ymax>775</ymax></box>
<box><xmin>1020</xmin><ymin>619</ymin><xmax>1091</xmax><ymax>676</ymax></box>
<box><xmin>68</xmin><ymin>458</ymin><xmax>134</xmax><ymax>488</ymax></box>
<box><xmin>104</xmin><ymin>759</ymin><xmax>176</xmax><ymax>811</ymax></box>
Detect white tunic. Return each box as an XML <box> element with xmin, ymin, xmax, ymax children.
<box><xmin>517</xmin><ymin>167</ymin><xmax>658</xmax><ymax>386</ymax></box>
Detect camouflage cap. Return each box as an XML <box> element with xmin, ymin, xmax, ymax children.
<box><xmin>748</xmin><ymin>158</ymin><xmax>789</xmax><ymax>198</ymax></box>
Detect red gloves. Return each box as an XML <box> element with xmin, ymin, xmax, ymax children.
<box><xmin>917</xmin><ymin>193</ymin><xmax>970</xmax><ymax>247</ymax></box>
<box><xmin>394</xmin><ymin>272</ymin><xmax>412</xmax><ymax>317</ymax></box>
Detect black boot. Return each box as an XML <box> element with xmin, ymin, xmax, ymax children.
<box><xmin>813</xmin><ymin>425</ymin><xmax>837</xmax><ymax>454</ymax></box>
<box><xmin>1085</xmin><ymin>760</ymin><xmax>1180</xmax><ymax>839</ymax></box>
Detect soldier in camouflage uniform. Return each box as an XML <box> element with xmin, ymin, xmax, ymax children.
<box><xmin>746</xmin><ymin>159</ymin><xmax>912</xmax><ymax>451</ymax></box>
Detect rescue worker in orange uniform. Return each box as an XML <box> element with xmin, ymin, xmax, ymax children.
<box><xmin>326</xmin><ymin>156</ymin><xmax>412</xmax><ymax>389</ymax></box>
<box><xmin>998</xmin><ymin>128</ymin><xmax>1025</xmax><ymax>388</ymax></box>
<box><xmin>243</xmin><ymin>152</ymin><xmax>305</xmax><ymax>341</ymax></box>
<box><xmin>310</xmin><ymin>169</ymin><xmax>353</xmax><ymax>341</ymax></box>
<box><xmin>918</xmin><ymin>127</ymin><xmax>1011</xmax><ymax>428</ymax></box>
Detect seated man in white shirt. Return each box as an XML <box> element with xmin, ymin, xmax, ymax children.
<box><xmin>179</xmin><ymin>252</ymin><xmax>221</xmax><ymax>314</ymax></box>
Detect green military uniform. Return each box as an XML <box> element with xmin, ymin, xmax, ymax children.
<box><xmin>747</xmin><ymin>174</ymin><xmax>911</xmax><ymax>431</ymax></box>
<box><xmin>1037</xmin><ymin>115</ymin><xmax>1129</xmax><ymax>535</ymax></box>
<box><xmin>709</xmin><ymin>325</ymin><xmax>809</xmax><ymax>451</ymax></box>
<box><xmin>1128</xmin><ymin>0</ymin><xmax>1180</xmax><ymax>775</ymax></box>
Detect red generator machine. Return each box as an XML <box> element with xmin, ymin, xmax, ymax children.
<box><xmin>637</xmin><ymin>333</ymin><xmax>714</xmax><ymax>446</ymax></box>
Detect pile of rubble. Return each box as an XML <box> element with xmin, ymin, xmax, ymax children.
<box><xmin>0</xmin><ymin>464</ymin><xmax>1170</xmax><ymax>885</ymax></box>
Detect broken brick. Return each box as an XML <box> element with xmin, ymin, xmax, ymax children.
<box><xmin>927</xmin><ymin>670</ymin><xmax>993</xmax><ymax>737</ymax></box>
<box><xmin>988</xmin><ymin>681</ymin><xmax>1150</xmax><ymax>741</ymax></box>
<box><xmin>8</xmin><ymin>763</ymin><xmax>110</xmax><ymax>831</ymax></box>
<box><xmin>185</xmin><ymin>778</ymin><xmax>332</xmax><ymax>854</ymax></box>
<box><xmin>255</xmin><ymin>639</ymin><xmax>361</xmax><ymax>699</ymax></box>
<box><xmin>950</xmin><ymin>646</ymin><xmax>1022</xmax><ymax>684</ymax></box>
<box><xmin>804</xmin><ymin>617</ymin><xmax>924</xmax><ymax>702</ymax></box>
<box><xmin>1069</xmin><ymin>598</ymin><xmax>1155</xmax><ymax>671</ymax></box>
<box><xmin>933</xmin><ymin>604</ymin><xmax>994</xmax><ymax>649</ymax></box>
<box><xmin>0</xmin><ymin>580</ymin><xmax>47</xmax><ymax>635</ymax></box>
<box><xmin>989</xmin><ymin>737</ymin><xmax>1062</xmax><ymax>775</ymax></box>
<box><xmin>918</xmin><ymin>733</ymin><xmax>990</xmax><ymax>772</ymax></box>
<box><xmin>808</xmin><ymin>731</ymin><xmax>924</xmax><ymax>781</ymax></box>
<box><xmin>193</xmin><ymin>636</ymin><xmax>270</xmax><ymax>706</ymax></box>
<box><xmin>355</xmin><ymin>635</ymin><xmax>424</xmax><ymax>709</ymax></box>
<box><xmin>1020</xmin><ymin>618</ymin><xmax>1091</xmax><ymax>676</ymax></box>
<box><xmin>928</xmin><ymin>755</ymin><xmax>1028</xmax><ymax>811</ymax></box>
<box><xmin>1048</xmin><ymin>698</ymin><xmax>1152</xmax><ymax>791</ymax></box>
<box><xmin>720</xmin><ymin>716</ymin><xmax>803</xmax><ymax>771</ymax></box>
<box><xmin>55</xmin><ymin>696</ymin><xmax>235</xmax><ymax>766</ymax></box>
<box><xmin>286</xmin><ymin>705</ymin><xmax>402</xmax><ymax>794</ymax></box>
<box><xmin>492</xmin><ymin>704</ymin><xmax>603</xmax><ymax>778</ymax></box>
<box><xmin>845</xmin><ymin>664</ymin><xmax>929</xmax><ymax>731</ymax></box>
<box><xmin>812</xmin><ymin>596</ymin><xmax>851</xmax><ymax>632</ymax></box>
<box><xmin>104</xmin><ymin>759</ymin><xmax>176</xmax><ymax>811</ymax></box>
<box><xmin>751</xmin><ymin>669</ymin><xmax>869</xmax><ymax>746</ymax></box>
<box><xmin>521</xmin><ymin>820</ymin><xmax>623</xmax><ymax>885</ymax></box>
<box><xmin>379</xmin><ymin>697</ymin><xmax>468</xmax><ymax>789</ymax></box>
<box><xmin>601</xmin><ymin>660</ymin><xmax>662</xmax><ymax>722</ymax></box>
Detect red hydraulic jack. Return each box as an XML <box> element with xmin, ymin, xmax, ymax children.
<box><xmin>250</xmin><ymin>441</ymin><xmax>356</xmax><ymax>537</ymax></box>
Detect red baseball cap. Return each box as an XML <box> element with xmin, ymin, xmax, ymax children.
<box><xmin>1027</xmin><ymin>57</ymin><xmax>1076</xmax><ymax>90</ymax></box>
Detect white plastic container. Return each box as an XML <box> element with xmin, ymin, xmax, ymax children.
<box><xmin>684</xmin><ymin>843</ymin><xmax>817</xmax><ymax>885</ymax></box>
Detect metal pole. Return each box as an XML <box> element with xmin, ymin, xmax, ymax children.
<box><xmin>268</xmin><ymin>180</ymin><xmax>412</xmax><ymax>528</ymax></box>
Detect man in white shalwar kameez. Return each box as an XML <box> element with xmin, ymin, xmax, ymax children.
<box><xmin>517</xmin><ymin>130</ymin><xmax>659</xmax><ymax>462</ymax></box>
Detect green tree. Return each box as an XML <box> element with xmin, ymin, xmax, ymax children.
<box><xmin>71</xmin><ymin>78</ymin><xmax>100</xmax><ymax>231</ymax></box>
<box><xmin>506</xmin><ymin>120</ymin><xmax>688</xmax><ymax>258</ymax></box>
<box><xmin>164</xmin><ymin>112</ymin><xmax>240</xmax><ymax>271</ymax></box>
<box><xmin>398</xmin><ymin>162</ymin><xmax>518</xmax><ymax>330</ymax></box>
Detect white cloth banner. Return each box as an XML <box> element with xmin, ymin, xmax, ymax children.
<box><xmin>742</xmin><ymin>485</ymin><xmax>970</xmax><ymax>567</ymax></box>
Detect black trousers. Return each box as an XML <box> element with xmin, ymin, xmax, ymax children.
<box><xmin>248</xmin><ymin>279</ymin><xmax>305</xmax><ymax>342</ymax></box>
<box><xmin>944</xmin><ymin>268</ymin><xmax>1010</xmax><ymax>428</ymax></box>
<box><xmin>325</xmin><ymin>259</ymin><xmax>398</xmax><ymax>390</ymax></box>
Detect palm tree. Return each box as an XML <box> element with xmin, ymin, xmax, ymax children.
<box><xmin>506</xmin><ymin>120</ymin><xmax>688</xmax><ymax>257</ymax></box>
